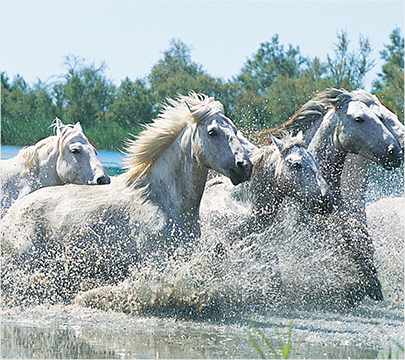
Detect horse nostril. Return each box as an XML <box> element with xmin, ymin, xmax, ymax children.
<box><xmin>236</xmin><ymin>159</ymin><xmax>253</xmax><ymax>177</ymax></box>
<box><xmin>97</xmin><ymin>175</ymin><xmax>110</xmax><ymax>185</ymax></box>
<box><xmin>387</xmin><ymin>144</ymin><xmax>398</xmax><ymax>158</ymax></box>
<box><xmin>237</xmin><ymin>161</ymin><xmax>245</xmax><ymax>170</ymax></box>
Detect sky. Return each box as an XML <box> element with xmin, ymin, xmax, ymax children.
<box><xmin>1</xmin><ymin>1</ymin><xmax>404</xmax><ymax>92</ymax></box>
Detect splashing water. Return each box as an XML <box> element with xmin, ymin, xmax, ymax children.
<box><xmin>1</xmin><ymin>164</ymin><xmax>404</xmax><ymax>358</ymax></box>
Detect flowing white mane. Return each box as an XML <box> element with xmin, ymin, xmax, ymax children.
<box><xmin>123</xmin><ymin>92</ymin><xmax>224</xmax><ymax>184</ymax></box>
<box><xmin>351</xmin><ymin>89</ymin><xmax>379</xmax><ymax>106</ymax></box>
<box><xmin>18</xmin><ymin>121</ymin><xmax>86</xmax><ymax>176</ymax></box>
<box><xmin>257</xmin><ymin>88</ymin><xmax>357</xmax><ymax>141</ymax></box>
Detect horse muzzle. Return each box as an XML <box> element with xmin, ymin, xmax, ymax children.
<box><xmin>308</xmin><ymin>189</ymin><xmax>336</xmax><ymax>215</ymax></box>
<box><xmin>90</xmin><ymin>173</ymin><xmax>111</xmax><ymax>185</ymax></box>
<box><xmin>229</xmin><ymin>158</ymin><xmax>253</xmax><ymax>185</ymax></box>
<box><xmin>378</xmin><ymin>143</ymin><xmax>403</xmax><ymax>170</ymax></box>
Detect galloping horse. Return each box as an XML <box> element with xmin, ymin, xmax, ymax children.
<box><xmin>1</xmin><ymin>93</ymin><xmax>253</xmax><ymax>305</ymax></box>
<box><xmin>340</xmin><ymin>90</ymin><xmax>404</xmax><ymax>221</ymax></box>
<box><xmin>200</xmin><ymin>131</ymin><xmax>334</xmax><ymax>241</ymax></box>
<box><xmin>254</xmin><ymin>88</ymin><xmax>403</xmax><ymax>305</ymax></box>
<box><xmin>257</xmin><ymin>88</ymin><xmax>403</xmax><ymax>207</ymax></box>
<box><xmin>1</xmin><ymin>118</ymin><xmax>110</xmax><ymax>218</ymax></box>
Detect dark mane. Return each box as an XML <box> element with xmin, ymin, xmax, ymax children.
<box><xmin>256</xmin><ymin>88</ymin><xmax>354</xmax><ymax>144</ymax></box>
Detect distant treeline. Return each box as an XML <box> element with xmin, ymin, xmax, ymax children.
<box><xmin>1</xmin><ymin>29</ymin><xmax>403</xmax><ymax>150</ymax></box>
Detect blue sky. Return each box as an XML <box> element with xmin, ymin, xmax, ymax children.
<box><xmin>1</xmin><ymin>1</ymin><xmax>404</xmax><ymax>91</ymax></box>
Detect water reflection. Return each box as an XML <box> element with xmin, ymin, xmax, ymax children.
<box><xmin>1</xmin><ymin>319</ymin><xmax>381</xmax><ymax>359</ymax></box>
<box><xmin>1</xmin><ymin>301</ymin><xmax>402</xmax><ymax>359</ymax></box>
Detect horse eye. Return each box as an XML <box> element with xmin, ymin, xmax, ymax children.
<box><xmin>292</xmin><ymin>162</ymin><xmax>302</xmax><ymax>170</ymax></box>
<box><xmin>71</xmin><ymin>148</ymin><xmax>81</xmax><ymax>154</ymax></box>
<box><xmin>208</xmin><ymin>129</ymin><xmax>218</xmax><ymax>137</ymax></box>
<box><xmin>355</xmin><ymin>117</ymin><xmax>365</xmax><ymax>123</ymax></box>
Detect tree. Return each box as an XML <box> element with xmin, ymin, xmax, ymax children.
<box><xmin>1</xmin><ymin>72</ymin><xmax>56</xmax><ymax>145</ymax></box>
<box><xmin>231</xmin><ymin>35</ymin><xmax>311</xmax><ymax>132</ymax></box>
<box><xmin>148</xmin><ymin>39</ymin><xmax>226</xmax><ymax>113</ymax></box>
<box><xmin>326</xmin><ymin>31</ymin><xmax>375</xmax><ymax>90</ymax></box>
<box><xmin>373</xmin><ymin>28</ymin><xmax>404</xmax><ymax>123</ymax></box>
<box><xmin>106</xmin><ymin>77</ymin><xmax>154</xmax><ymax>128</ymax></box>
<box><xmin>237</xmin><ymin>35</ymin><xmax>306</xmax><ymax>94</ymax></box>
<box><xmin>52</xmin><ymin>54</ymin><xmax>116</xmax><ymax>127</ymax></box>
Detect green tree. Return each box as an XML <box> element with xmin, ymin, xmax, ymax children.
<box><xmin>148</xmin><ymin>39</ymin><xmax>226</xmax><ymax>113</ymax></box>
<box><xmin>1</xmin><ymin>72</ymin><xmax>56</xmax><ymax>145</ymax></box>
<box><xmin>326</xmin><ymin>31</ymin><xmax>375</xmax><ymax>90</ymax></box>
<box><xmin>231</xmin><ymin>35</ymin><xmax>311</xmax><ymax>132</ymax></box>
<box><xmin>373</xmin><ymin>28</ymin><xmax>404</xmax><ymax>123</ymax></box>
<box><xmin>237</xmin><ymin>35</ymin><xmax>305</xmax><ymax>94</ymax></box>
<box><xmin>107</xmin><ymin>77</ymin><xmax>153</xmax><ymax>128</ymax></box>
<box><xmin>53</xmin><ymin>54</ymin><xmax>116</xmax><ymax>127</ymax></box>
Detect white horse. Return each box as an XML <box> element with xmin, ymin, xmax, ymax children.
<box><xmin>340</xmin><ymin>90</ymin><xmax>404</xmax><ymax>222</ymax></box>
<box><xmin>73</xmin><ymin>92</ymin><xmax>402</xmax><ymax>312</ymax></box>
<box><xmin>258</xmin><ymin>88</ymin><xmax>403</xmax><ymax>207</ymax></box>
<box><xmin>1</xmin><ymin>118</ymin><xmax>110</xmax><ymax>218</ymax></box>
<box><xmin>200</xmin><ymin>131</ymin><xmax>334</xmax><ymax>241</ymax></box>
<box><xmin>1</xmin><ymin>92</ymin><xmax>253</xmax><ymax>306</ymax></box>
<box><xmin>73</xmin><ymin>91</ymin><xmax>404</xmax><ymax>312</ymax></box>
<box><xmin>254</xmin><ymin>88</ymin><xmax>403</xmax><ymax>304</ymax></box>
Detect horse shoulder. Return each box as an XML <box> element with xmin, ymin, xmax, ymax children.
<box><xmin>340</xmin><ymin>153</ymin><xmax>372</xmax><ymax>220</ymax></box>
<box><xmin>2</xmin><ymin>183</ymin><xmax>119</xmax><ymax>252</ymax></box>
<box><xmin>0</xmin><ymin>159</ymin><xmax>28</xmax><ymax>214</ymax></box>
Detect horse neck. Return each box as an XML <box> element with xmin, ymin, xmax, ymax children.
<box><xmin>340</xmin><ymin>153</ymin><xmax>372</xmax><ymax>222</ymax></box>
<box><xmin>141</xmin><ymin>128</ymin><xmax>208</xmax><ymax>228</ymax></box>
<box><xmin>307</xmin><ymin>111</ymin><xmax>347</xmax><ymax>201</ymax></box>
<box><xmin>27</xmin><ymin>141</ymin><xmax>63</xmax><ymax>189</ymax></box>
<box><xmin>301</xmin><ymin>117</ymin><xmax>324</xmax><ymax>144</ymax></box>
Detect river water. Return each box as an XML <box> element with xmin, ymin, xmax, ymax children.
<box><xmin>1</xmin><ymin>145</ymin><xmax>404</xmax><ymax>359</ymax></box>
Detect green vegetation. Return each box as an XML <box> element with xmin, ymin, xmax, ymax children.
<box><xmin>2</xmin><ymin>29</ymin><xmax>403</xmax><ymax>150</ymax></box>
<box><xmin>248</xmin><ymin>319</ymin><xmax>294</xmax><ymax>359</ymax></box>
<box><xmin>248</xmin><ymin>319</ymin><xmax>405</xmax><ymax>359</ymax></box>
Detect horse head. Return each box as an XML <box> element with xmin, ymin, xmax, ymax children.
<box><xmin>192</xmin><ymin>112</ymin><xmax>253</xmax><ymax>185</ymax></box>
<box><xmin>248</xmin><ymin>133</ymin><xmax>334</xmax><ymax>215</ymax></box>
<box><xmin>180</xmin><ymin>94</ymin><xmax>252</xmax><ymax>185</ymax></box>
<box><xmin>53</xmin><ymin>118</ymin><xmax>110</xmax><ymax>185</ymax></box>
<box><xmin>352</xmin><ymin>89</ymin><xmax>405</xmax><ymax>153</ymax></box>
<box><xmin>331</xmin><ymin>99</ymin><xmax>403</xmax><ymax>170</ymax></box>
<box><xmin>270</xmin><ymin>133</ymin><xmax>334</xmax><ymax>214</ymax></box>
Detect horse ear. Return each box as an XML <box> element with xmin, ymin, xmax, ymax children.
<box><xmin>269</xmin><ymin>133</ymin><xmax>284</xmax><ymax>152</ymax></box>
<box><xmin>54</xmin><ymin>117</ymin><xmax>65</xmax><ymax>135</ymax></box>
<box><xmin>296</xmin><ymin>130</ymin><xmax>304</xmax><ymax>141</ymax></box>
<box><xmin>74</xmin><ymin>122</ymin><xmax>83</xmax><ymax>133</ymax></box>
<box><xmin>184</xmin><ymin>101</ymin><xmax>192</xmax><ymax>112</ymax></box>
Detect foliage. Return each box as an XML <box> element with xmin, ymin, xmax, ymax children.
<box><xmin>148</xmin><ymin>39</ymin><xmax>228</xmax><ymax>114</ymax></box>
<box><xmin>1</xmin><ymin>72</ymin><xmax>56</xmax><ymax>145</ymax></box>
<box><xmin>326</xmin><ymin>30</ymin><xmax>375</xmax><ymax>90</ymax></box>
<box><xmin>247</xmin><ymin>319</ymin><xmax>294</xmax><ymax>359</ymax></box>
<box><xmin>106</xmin><ymin>77</ymin><xmax>153</xmax><ymax>129</ymax></box>
<box><xmin>2</xmin><ymin>29</ymin><xmax>401</xmax><ymax>149</ymax></box>
<box><xmin>53</xmin><ymin>54</ymin><xmax>117</xmax><ymax>127</ymax></box>
<box><xmin>373</xmin><ymin>28</ymin><xmax>404</xmax><ymax>123</ymax></box>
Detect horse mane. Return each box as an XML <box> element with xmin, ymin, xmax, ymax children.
<box><xmin>351</xmin><ymin>89</ymin><xmax>379</xmax><ymax>106</ymax></box>
<box><xmin>251</xmin><ymin>132</ymin><xmax>306</xmax><ymax>183</ymax></box>
<box><xmin>123</xmin><ymin>92</ymin><xmax>224</xmax><ymax>185</ymax></box>
<box><xmin>18</xmin><ymin>121</ymin><xmax>85</xmax><ymax>176</ymax></box>
<box><xmin>257</xmin><ymin>88</ymin><xmax>355</xmax><ymax>143</ymax></box>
